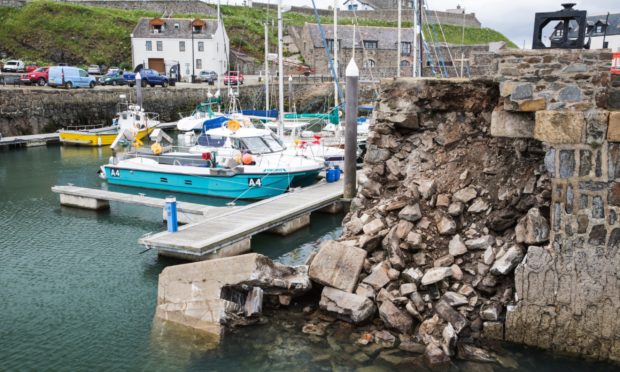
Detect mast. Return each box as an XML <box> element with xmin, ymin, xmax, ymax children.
<box><xmin>412</xmin><ymin>0</ymin><xmax>418</xmax><ymax>77</ymax></box>
<box><xmin>417</xmin><ymin>0</ymin><xmax>423</xmax><ymax>77</ymax></box>
<box><xmin>217</xmin><ymin>0</ymin><xmax>222</xmax><ymax>94</ymax></box>
<box><xmin>333</xmin><ymin>0</ymin><xmax>339</xmax><ymax>121</ymax></box>
<box><xmin>277</xmin><ymin>0</ymin><xmax>284</xmax><ymax>136</ymax></box>
<box><xmin>397</xmin><ymin>0</ymin><xmax>401</xmax><ymax>77</ymax></box>
<box><xmin>265</xmin><ymin>22</ymin><xmax>269</xmax><ymax>112</ymax></box>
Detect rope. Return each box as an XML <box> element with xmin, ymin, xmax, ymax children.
<box><xmin>421</xmin><ymin>6</ymin><xmax>445</xmax><ymax>77</ymax></box>
<box><xmin>430</xmin><ymin>3</ymin><xmax>459</xmax><ymax>77</ymax></box>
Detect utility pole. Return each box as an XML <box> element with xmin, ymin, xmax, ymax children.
<box><xmin>344</xmin><ymin>57</ymin><xmax>358</xmax><ymax>200</ymax></box>
<box><xmin>417</xmin><ymin>0</ymin><xmax>423</xmax><ymax>77</ymax></box>
<box><xmin>397</xmin><ymin>0</ymin><xmax>401</xmax><ymax>77</ymax></box>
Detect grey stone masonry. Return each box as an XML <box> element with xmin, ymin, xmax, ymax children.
<box><xmin>504</xmin><ymin>49</ymin><xmax>620</xmax><ymax>362</ymax></box>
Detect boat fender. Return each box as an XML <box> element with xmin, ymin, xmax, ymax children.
<box><xmin>228</xmin><ymin>119</ymin><xmax>241</xmax><ymax>132</ymax></box>
<box><xmin>201</xmin><ymin>152</ymin><xmax>212</xmax><ymax>161</ymax></box>
<box><xmin>242</xmin><ymin>153</ymin><xmax>253</xmax><ymax>165</ymax></box>
<box><xmin>151</xmin><ymin>142</ymin><xmax>162</xmax><ymax>155</ymax></box>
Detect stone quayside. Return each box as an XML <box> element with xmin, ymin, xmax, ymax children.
<box><xmin>155</xmin><ymin>48</ymin><xmax>620</xmax><ymax>366</ymax></box>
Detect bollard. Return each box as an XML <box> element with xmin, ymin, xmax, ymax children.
<box><xmin>165</xmin><ymin>196</ymin><xmax>178</xmax><ymax>232</ymax></box>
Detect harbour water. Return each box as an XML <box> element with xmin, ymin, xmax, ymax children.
<box><xmin>0</xmin><ymin>145</ymin><xmax>616</xmax><ymax>371</ymax></box>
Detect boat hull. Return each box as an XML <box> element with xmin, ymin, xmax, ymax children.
<box><xmin>59</xmin><ymin>127</ymin><xmax>153</xmax><ymax>147</ymax></box>
<box><xmin>102</xmin><ymin>165</ymin><xmax>320</xmax><ymax>199</ymax></box>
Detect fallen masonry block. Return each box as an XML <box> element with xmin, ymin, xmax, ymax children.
<box><xmin>155</xmin><ymin>253</ymin><xmax>311</xmax><ymax>339</ymax></box>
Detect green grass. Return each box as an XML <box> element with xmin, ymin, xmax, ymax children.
<box><xmin>0</xmin><ymin>1</ymin><xmax>515</xmax><ymax>67</ymax></box>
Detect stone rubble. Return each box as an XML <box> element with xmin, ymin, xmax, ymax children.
<box><xmin>324</xmin><ymin>78</ymin><xmax>552</xmax><ymax>365</ymax></box>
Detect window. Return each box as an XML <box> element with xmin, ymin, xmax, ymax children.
<box><xmin>596</xmin><ymin>25</ymin><xmax>603</xmax><ymax>33</ymax></box>
<box><xmin>401</xmin><ymin>42</ymin><xmax>411</xmax><ymax>56</ymax></box>
<box><xmin>326</xmin><ymin>38</ymin><xmax>339</xmax><ymax>52</ymax></box>
<box><xmin>174</xmin><ymin>23</ymin><xmax>179</xmax><ymax>30</ymax></box>
<box><xmin>400</xmin><ymin>60</ymin><xmax>410</xmax><ymax>67</ymax></box>
<box><xmin>156</xmin><ymin>41</ymin><xmax>163</xmax><ymax>51</ymax></box>
<box><xmin>153</xmin><ymin>25</ymin><xmax>163</xmax><ymax>33</ymax></box>
<box><xmin>348</xmin><ymin>4</ymin><xmax>358</xmax><ymax>10</ymax></box>
<box><xmin>79</xmin><ymin>69</ymin><xmax>88</xmax><ymax>77</ymax></box>
<box><xmin>363</xmin><ymin>59</ymin><xmax>375</xmax><ymax>68</ymax></box>
<box><xmin>198</xmin><ymin>41</ymin><xmax>204</xmax><ymax>52</ymax></box>
<box><xmin>196</xmin><ymin>59</ymin><xmax>202</xmax><ymax>69</ymax></box>
<box><xmin>179</xmin><ymin>41</ymin><xmax>185</xmax><ymax>52</ymax></box>
<box><xmin>363</xmin><ymin>40</ymin><xmax>378</xmax><ymax>49</ymax></box>
<box><xmin>193</xmin><ymin>25</ymin><xmax>202</xmax><ymax>33</ymax></box>
<box><xmin>146</xmin><ymin>41</ymin><xmax>152</xmax><ymax>51</ymax></box>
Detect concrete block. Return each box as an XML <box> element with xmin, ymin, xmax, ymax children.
<box><xmin>534</xmin><ymin>110</ymin><xmax>585</xmax><ymax>144</ymax></box>
<box><xmin>607</xmin><ymin>112</ymin><xmax>620</xmax><ymax>142</ymax></box>
<box><xmin>309</xmin><ymin>240</ymin><xmax>366</xmax><ymax>293</ymax></box>
<box><xmin>268</xmin><ymin>213</ymin><xmax>310</xmax><ymax>235</ymax></box>
<box><xmin>490</xmin><ymin>110</ymin><xmax>535</xmax><ymax>138</ymax></box>
<box><xmin>59</xmin><ymin>194</ymin><xmax>109</xmax><ymax>210</ymax></box>
<box><xmin>319</xmin><ymin>202</ymin><xmax>344</xmax><ymax>214</ymax></box>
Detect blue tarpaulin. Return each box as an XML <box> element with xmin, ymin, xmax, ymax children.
<box><xmin>240</xmin><ymin>109</ymin><xmax>279</xmax><ymax>118</ymax></box>
<box><xmin>202</xmin><ymin>116</ymin><xmax>229</xmax><ymax>132</ymax></box>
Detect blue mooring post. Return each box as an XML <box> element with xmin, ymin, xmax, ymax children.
<box><xmin>165</xmin><ymin>197</ymin><xmax>178</xmax><ymax>232</ymax></box>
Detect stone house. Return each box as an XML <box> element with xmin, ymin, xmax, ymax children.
<box><xmin>296</xmin><ymin>23</ymin><xmax>502</xmax><ymax>79</ymax></box>
<box><xmin>587</xmin><ymin>13</ymin><xmax>620</xmax><ymax>51</ymax></box>
<box><xmin>131</xmin><ymin>17</ymin><xmax>229</xmax><ymax>81</ymax></box>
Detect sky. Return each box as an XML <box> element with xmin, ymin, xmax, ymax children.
<box><xmin>281</xmin><ymin>0</ymin><xmax>620</xmax><ymax>48</ymax></box>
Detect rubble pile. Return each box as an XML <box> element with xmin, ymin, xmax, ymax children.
<box><xmin>311</xmin><ymin>78</ymin><xmax>552</xmax><ymax>364</ymax></box>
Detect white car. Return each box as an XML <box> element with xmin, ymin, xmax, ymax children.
<box><xmin>2</xmin><ymin>60</ymin><xmax>25</xmax><ymax>72</ymax></box>
<box><xmin>87</xmin><ymin>64</ymin><xmax>101</xmax><ymax>75</ymax></box>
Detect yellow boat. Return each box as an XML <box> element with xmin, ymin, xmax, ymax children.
<box><xmin>59</xmin><ymin>126</ymin><xmax>154</xmax><ymax>146</ymax></box>
<box><xmin>59</xmin><ymin>98</ymin><xmax>160</xmax><ymax>147</ymax></box>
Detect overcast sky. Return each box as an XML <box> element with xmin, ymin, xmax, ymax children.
<box><xmin>284</xmin><ymin>0</ymin><xmax>620</xmax><ymax>48</ymax></box>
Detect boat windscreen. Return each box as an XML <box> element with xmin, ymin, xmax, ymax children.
<box><xmin>241</xmin><ymin>137</ymin><xmax>272</xmax><ymax>154</ymax></box>
<box><xmin>262</xmin><ymin>133</ymin><xmax>285</xmax><ymax>152</ymax></box>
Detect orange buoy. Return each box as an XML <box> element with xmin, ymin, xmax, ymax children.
<box><xmin>242</xmin><ymin>153</ymin><xmax>253</xmax><ymax>165</ymax></box>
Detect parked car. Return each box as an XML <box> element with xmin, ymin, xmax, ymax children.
<box><xmin>2</xmin><ymin>59</ymin><xmax>25</xmax><ymax>72</ymax></box>
<box><xmin>123</xmin><ymin>69</ymin><xmax>168</xmax><ymax>87</ymax></box>
<box><xmin>199</xmin><ymin>70</ymin><xmax>218</xmax><ymax>84</ymax></box>
<box><xmin>19</xmin><ymin>66</ymin><xmax>50</xmax><ymax>86</ymax></box>
<box><xmin>87</xmin><ymin>64</ymin><xmax>101</xmax><ymax>75</ymax></box>
<box><xmin>25</xmin><ymin>64</ymin><xmax>38</xmax><ymax>73</ymax></box>
<box><xmin>223</xmin><ymin>71</ymin><xmax>244</xmax><ymax>85</ymax></box>
<box><xmin>98</xmin><ymin>70</ymin><xmax>127</xmax><ymax>86</ymax></box>
<box><xmin>48</xmin><ymin>66</ymin><xmax>97</xmax><ymax>89</ymax></box>
<box><xmin>106</xmin><ymin>66</ymin><xmax>121</xmax><ymax>75</ymax></box>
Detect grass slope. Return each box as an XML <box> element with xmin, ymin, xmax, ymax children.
<box><xmin>0</xmin><ymin>1</ymin><xmax>516</xmax><ymax>67</ymax></box>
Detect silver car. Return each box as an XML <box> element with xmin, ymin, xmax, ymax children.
<box><xmin>87</xmin><ymin>64</ymin><xmax>101</xmax><ymax>75</ymax></box>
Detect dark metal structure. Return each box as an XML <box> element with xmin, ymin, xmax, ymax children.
<box><xmin>532</xmin><ymin>3</ymin><xmax>587</xmax><ymax>49</ymax></box>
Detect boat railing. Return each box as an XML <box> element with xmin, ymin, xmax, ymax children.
<box><xmin>62</xmin><ymin>123</ymin><xmax>108</xmax><ymax>131</ymax></box>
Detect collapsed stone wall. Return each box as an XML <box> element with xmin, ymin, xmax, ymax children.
<box><xmin>321</xmin><ymin>77</ymin><xmax>552</xmax><ymax>363</ymax></box>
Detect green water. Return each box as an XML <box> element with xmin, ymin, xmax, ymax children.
<box><xmin>0</xmin><ymin>146</ymin><xmax>617</xmax><ymax>371</ymax></box>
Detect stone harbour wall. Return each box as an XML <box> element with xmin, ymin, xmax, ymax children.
<box><xmin>490</xmin><ymin>49</ymin><xmax>620</xmax><ymax>361</ymax></box>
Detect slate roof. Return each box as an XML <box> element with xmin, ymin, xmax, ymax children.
<box><xmin>305</xmin><ymin>23</ymin><xmax>415</xmax><ymax>50</ymax></box>
<box><xmin>132</xmin><ymin>18</ymin><xmax>220</xmax><ymax>39</ymax></box>
<box><xmin>588</xmin><ymin>13</ymin><xmax>620</xmax><ymax>36</ymax></box>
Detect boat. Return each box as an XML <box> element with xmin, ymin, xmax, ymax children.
<box><xmin>59</xmin><ymin>96</ymin><xmax>159</xmax><ymax>146</ymax></box>
<box><xmin>100</xmin><ymin>120</ymin><xmax>323</xmax><ymax>199</ymax></box>
<box><xmin>176</xmin><ymin>96</ymin><xmax>225</xmax><ymax>132</ymax></box>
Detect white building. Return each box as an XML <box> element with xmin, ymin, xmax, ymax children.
<box><xmin>588</xmin><ymin>13</ymin><xmax>620</xmax><ymax>52</ymax></box>
<box><xmin>131</xmin><ymin>17</ymin><xmax>229</xmax><ymax>80</ymax></box>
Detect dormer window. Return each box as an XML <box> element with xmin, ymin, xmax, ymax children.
<box><xmin>174</xmin><ymin>23</ymin><xmax>180</xmax><ymax>30</ymax></box>
<box><xmin>192</xmin><ymin>19</ymin><xmax>205</xmax><ymax>34</ymax></box>
<box><xmin>149</xmin><ymin>18</ymin><xmax>166</xmax><ymax>34</ymax></box>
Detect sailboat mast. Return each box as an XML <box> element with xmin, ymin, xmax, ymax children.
<box><xmin>217</xmin><ymin>0</ymin><xmax>222</xmax><ymax>93</ymax></box>
<box><xmin>277</xmin><ymin>0</ymin><xmax>284</xmax><ymax>137</ymax></box>
<box><xmin>417</xmin><ymin>0</ymin><xmax>423</xmax><ymax>77</ymax></box>
<box><xmin>333</xmin><ymin>0</ymin><xmax>338</xmax><ymax>119</ymax></box>
<box><xmin>397</xmin><ymin>0</ymin><xmax>401</xmax><ymax>77</ymax></box>
<box><xmin>265</xmin><ymin>22</ymin><xmax>269</xmax><ymax>112</ymax></box>
<box><xmin>412</xmin><ymin>0</ymin><xmax>418</xmax><ymax>77</ymax></box>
